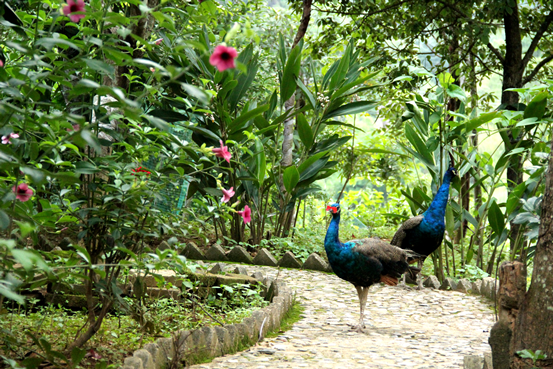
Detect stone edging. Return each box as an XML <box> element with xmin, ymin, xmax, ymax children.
<box><xmin>180</xmin><ymin>242</ymin><xmax>499</xmax><ymax>302</ymax></box>
<box><xmin>121</xmin><ymin>267</ymin><xmax>294</xmax><ymax>369</ymax></box>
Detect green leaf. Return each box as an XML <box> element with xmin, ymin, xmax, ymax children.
<box><xmin>0</xmin><ymin>210</ymin><xmax>10</xmax><ymax>230</ymax></box>
<box><xmin>298</xmin><ymin>151</ymin><xmax>328</xmax><ymax>174</ymax></box>
<box><xmin>280</xmin><ymin>43</ymin><xmax>302</xmax><ymax>105</ymax></box>
<box><xmin>20</xmin><ymin>167</ymin><xmax>46</xmax><ymax>184</ymax></box>
<box><xmin>149</xmin><ymin>109</ymin><xmax>187</xmax><ymax>123</ymax></box>
<box><xmin>71</xmin><ymin>347</ymin><xmax>87</xmax><ymax>366</ymax></box>
<box><xmin>183</xmin><ymin>125</ymin><xmax>221</xmax><ymax>142</ymax></box>
<box><xmin>404</xmin><ymin>123</ymin><xmax>435</xmax><ymax>166</ymax></box>
<box><xmin>296</xmin><ymin>77</ymin><xmax>316</xmax><ymax>110</ymax></box>
<box><xmin>523</xmin><ymin>91</ymin><xmax>548</xmax><ymax>120</ymax></box>
<box><xmin>445</xmin><ymin>205</ymin><xmax>455</xmax><ymax>236</ymax></box>
<box><xmin>506</xmin><ymin>183</ymin><xmax>526</xmax><ymax>214</ymax></box>
<box><xmin>446</xmin><ymin>84</ymin><xmax>466</xmax><ymax>102</ymax></box>
<box><xmin>78</xmin><ymin>129</ymin><xmax>102</xmax><ymax>153</ymax></box>
<box><xmin>254</xmin><ymin>139</ymin><xmax>266</xmax><ymax>186</ymax></box>
<box><xmin>283</xmin><ymin>166</ymin><xmax>300</xmax><ymax>193</ymax></box>
<box><xmin>488</xmin><ymin>200</ymin><xmax>505</xmax><ymax>235</ymax></box>
<box><xmin>75</xmin><ymin>161</ymin><xmax>100</xmax><ymax>174</ymax></box>
<box><xmin>72</xmin><ymin>244</ymin><xmax>92</xmax><ymax>264</ymax></box>
<box><xmin>299</xmin><ymin>157</ymin><xmax>329</xmax><ymax>181</ymax></box>
<box><xmin>464</xmin><ymin>112</ymin><xmax>500</xmax><ymax>132</ymax></box>
<box><xmin>82</xmin><ymin>58</ymin><xmax>115</xmax><ymax>75</ymax></box>
<box><xmin>0</xmin><ymin>284</ymin><xmax>24</xmax><ymax>304</ymax></box>
<box><xmin>296</xmin><ymin>114</ymin><xmax>313</xmax><ymax>149</ymax></box>
<box><xmin>328</xmin><ymin>42</ymin><xmax>352</xmax><ymax>92</ymax></box>
<box><xmin>229</xmin><ymin>104</ymin><xmax>269</xmax><ymax>134</ymax></box>
<box><xmin>324</xmin><ymin>120</ymin><xmax>365</xmax><ymax>132</ymax></box>
<box><xmin>323</xmin><ymin>101</ymin><xmax>377</xmax><ymax>120</ymax></box>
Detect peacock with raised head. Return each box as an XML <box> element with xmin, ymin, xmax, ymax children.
<box><xmin>391</xmin><ymin>159</ymin><xmax>458</xmax><ymax>289</ymax></box>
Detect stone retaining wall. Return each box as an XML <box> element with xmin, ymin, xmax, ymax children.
<box><xmin>181</xmin><ymin>242</ymin><xmax>499</xmax><ymax>301</ymax></box>
<box><xmin>121</xmin><ymin>268</ymin><xmax>294</xmax><ymax>369</ymax></box>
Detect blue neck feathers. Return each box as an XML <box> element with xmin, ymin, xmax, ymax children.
<box><xmin>325</xmin><ymin>213</ymin><xmax>342</xmax><ymax>248</ymax></box>
<box><xmin>423</xmin><ymin>170</ymin><xmax>454</xmax><ymax>224</ymax></box>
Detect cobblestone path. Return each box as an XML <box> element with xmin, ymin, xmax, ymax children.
<box><xmin>192</xmin><ymin>264</ymin><xmax>495</xmax><ymax>369</ymax></box>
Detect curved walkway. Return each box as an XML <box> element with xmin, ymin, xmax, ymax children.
<box><xmin>192</xmin><ymin>264</ymin><xmax>494</xmax><ymax>369</ymax></box>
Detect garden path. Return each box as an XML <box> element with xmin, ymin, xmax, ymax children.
<box><xmin>191</xmin><ymin>263</ymin><xmax>494</xmax><ymax>369</ymax></box>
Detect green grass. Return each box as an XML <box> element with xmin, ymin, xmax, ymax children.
<box><xmin>266</xmin><ymin>299</ymin><xmax>303</xmax><ymax>338</ymax></box>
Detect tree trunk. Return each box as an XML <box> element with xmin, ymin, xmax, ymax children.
<box><xmin>510</xmin><ymin>145</ymin><xmax>553</xmax><ymax>368</ymax></box>
<box><xmin>489</xmin><ymin>261</ymin><xmax>526</xmax><ymax>369</ymax></box>
<box><xmin>501</xmin><ymin>1</ymin><xmax>526</xmax><ymax>256</ymax></box>
<box><xmin>277</xmin><ymin>0</ymin><xmax>312</xmax><ymax>236</ymax></box>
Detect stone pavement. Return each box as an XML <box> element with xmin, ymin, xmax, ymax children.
<box><xmin>191</xmin><ymin>264</ymin><xmax>495</xmax><ymax>369</ymax></box>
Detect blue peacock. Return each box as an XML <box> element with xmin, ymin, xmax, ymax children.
<box><xmin>391</xmin><ymin>161</ymin><xmax>458</xmax><ymax>289</ymax></box>
<box><xmin>324</xmin><ymin>203</ymin><xmax>420</xmax><ymax>332</ymax></box>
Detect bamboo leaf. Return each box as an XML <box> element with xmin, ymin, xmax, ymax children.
<box><xmin>283</xmin><ymin>166</ymin><xmax>300</xmax><ymax>193</ymax></box>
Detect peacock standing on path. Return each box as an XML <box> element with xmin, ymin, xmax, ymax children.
<box><xmin>391</xmin><ymin>163</ymin><xmax>458</xmax><ymax>289</ymax></box>
<box><xmin>324</xmin><ymin>203</ymin><xmax>420</xmax><ymax>332</ymax></box>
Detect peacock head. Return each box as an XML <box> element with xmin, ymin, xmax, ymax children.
<box><xmin>326</xmin><ymin>203</ymin><xmax>341</xmax><ymax>215</ymax></box>
<box><xmin>446</xmin><ymin>165</ymin><xmax>458</xmax><ymax>177</ymax></box>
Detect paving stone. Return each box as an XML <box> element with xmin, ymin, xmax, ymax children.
<box><xmin>234</xmin><ymin>266</ymin><xmax>248</xmax><ymax>275</ymax></box>
<box><xmin>472</xmin><ymin>280</ymin><xmax>483</xmax><ymax>295</ymax></box>
<box><xmin>228</xmin><ymin>246</ymin><xmax>254</xmax><ymax>264</ymax></box>
<box><xmin>214</xmin><ymin>326</ymin><xmax>232</xmax><ymax>354</ymax></box>
<box><xmin>134</xmin><ymin>349</ymin><xmax>155</xmax><ymax>369</ymax></box>
<box><xmin>157</xmin><ymin>241</ymin><xmax>170</xmax><ymax>251</ymax></box>
<box><xmin>481</xmin><ymin>277</ymin><xmax>498</xmax><ymax>300</ymax></box>
<box><xmin>124</xmin><ymin>356</ymin><xmax>144</xmax><ymax>369</ymax></box>
<box><xmin>251</xmin><ymin>271</ymin><xmax>264</xmax><ymax>281</ymax></box>
<box><xmin>143</xmin><ymin>343</ymin><xmax>166</xmax><ymax>369</ymax></box>
<box><xmin>208</xmin><ymin>263</ymin><xmax>225</xmax><ymax>274</ymax></box>
<box><xmin>463</xmin><ymin>355</ymin><xmax>483</xmax><ymax>369</ymax></box>
<box><xmin>483</xmin><ymin>352</ymin><xmax>493</xmax><ymax>369</ymax></box>
<box><xmin>423</xmin><ymin>275</ymin><xmax>441</xmax><ymax>289</ymax></box>
<box><xmin>205</xmin><ymin>244</ymin><xmax>229</xmax><ymax>262</ymax></box>
<box><xmin>456</xmin><ymin>279</ymin><xmax>473</xmax><ymax>293</ymax></box>
<box><xmin>182</xmin><ymin>241</ymin><xmax>205</xmax><ymax>260</ymax></box>
<box><xmin>253</xmin><ymin>248</ymin><xmax>278</xmax><ymax>267</ymax></box>
<box><xmin>278</xmin><ymin>251</ymin><xmax>302</xmax><ymax>269</ymax></box>
<box><xmin>302</xmin><ymin>253</ymin><xmax>329</xmax><ymax>271</ymax></box>
<box><xmin>439</xmin><ymin>277</ymin><xmax>458</xmax><ymax>291</ymax></box>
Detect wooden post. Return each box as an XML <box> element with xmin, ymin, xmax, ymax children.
<box><xmin>488</xmin><ymin>261</ymin><xmax>526</xmax><ymax>369</ymax></box>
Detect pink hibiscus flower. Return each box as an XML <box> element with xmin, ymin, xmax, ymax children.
<box><xmin>209</xmin><ymin>45</ymin><xmax>238</xmax><ymax>72</ymax></box>
<box><xmin>236</xmin><ymin>205</ymin><xmax>251</xmax><ymax>224</ymax></box>
<box><xmin>63</xmin><ymin>0</ymin><xmax>86</xmax><ymax>23</ymax></box>
<box><xmin>2</xmin><ymin>133</ymin><xmax>19</xmax><ymax>144</ymax></box>
<box><xmin>155</xmin><ymin>38</ymin><xmax>163</xmax><ymax>45</ymax></box>
<box><xmin>221</xmin><ymin>187</ymin><xmax>235</xmax><ymax>203</ymax></box>
<box><xmin>13</xmin><ymin>183</ymin><xmax>33</xmax><ymax>202</ymax></box>
<box><xmin>212</xmin><ymin>140</ymin><xmax>231</xmax><ymax>163</ymax></box>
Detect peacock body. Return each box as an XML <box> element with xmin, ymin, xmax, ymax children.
<box><xmin>324</xmin><ymin>203</ymin><xmax>417</xmax><ymax>331</ymax></box>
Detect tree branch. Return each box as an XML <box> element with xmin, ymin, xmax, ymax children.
<box><xmin>313</xmin><ymin>0</ymin><xmax>412</xmax><ymax>17</ymax></box>
<box><xmin>523</xmin><ymin>54</ymin><xmax>553</xmax><ymax>84</ymax></box>
<box><xmin>487</xmin><ymin>42</ymin><xmax>505</xmax><ymax>65</ymax></box>
<box><xmin>521</xmin><ymin>10</ymin><xmax>553</xmax><ymax>70</ymax></box>
<box><xmin>292</xmin><ymin>0</ymin><xmax>313</xmax><ymax>48</ymax></box>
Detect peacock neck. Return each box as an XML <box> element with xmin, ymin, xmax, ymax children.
<box><xmin>325</xmin><ymin>213</ymin><xmax>342</xmax><ymax>248</ymax></box>
<box><xmin>423</xmin><ymin>173</ymin><xmax>452</xmax><ymax>223</ymax></box>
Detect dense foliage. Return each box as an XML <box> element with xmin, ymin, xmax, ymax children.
<box><xmin>0</xmin><ymin>0</ymin><xmax>551</xmax><ymax>366</ymax></box>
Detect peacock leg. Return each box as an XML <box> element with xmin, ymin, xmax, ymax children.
<box><xmin>416</xmin><ymin>260</ymin><xmax>424</xmax><ymax>290</ymax></box>
<box><xmin>353</xmin><ymin>286</ymin><xmax>370</xmax><ymax>332</ymax></box>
